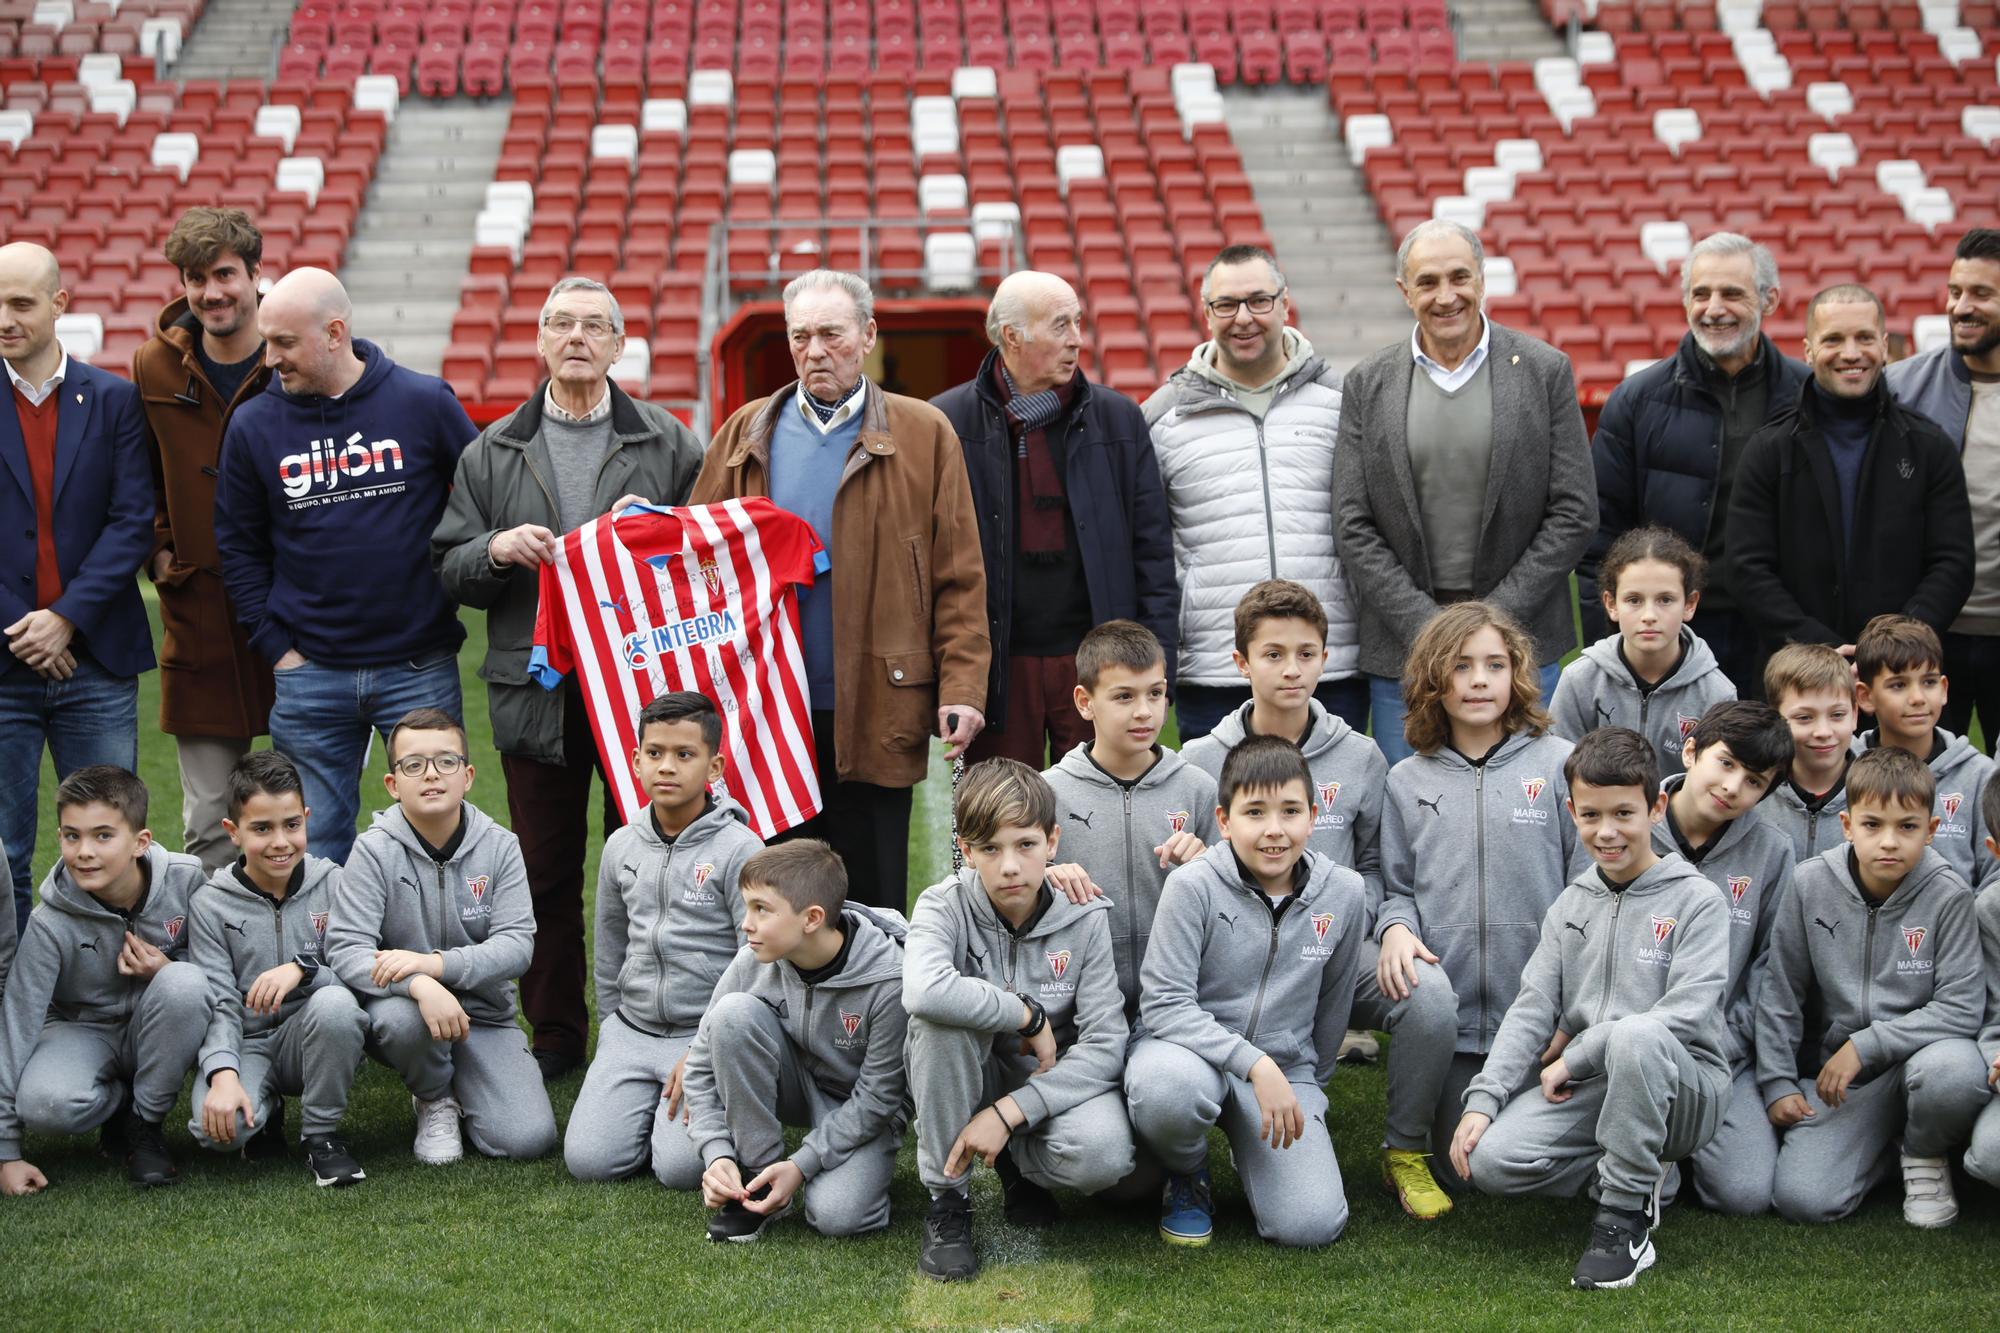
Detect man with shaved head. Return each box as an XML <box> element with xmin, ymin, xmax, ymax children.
<box><xmin>934</xmin><ymin>270</ymin><xmax>1174</xmax><ymax>764</ymax></box>
<box><xmin>0</xmin><ymin>242</ymin><xmax>154</xmax><ymax>930</ymax></box>
<box><xmin>214</xmin><ymin>266</ymin><xmax>478</xmax><ymax>864</ymax></box>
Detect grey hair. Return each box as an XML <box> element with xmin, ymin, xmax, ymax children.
<box><xmin>1682</xmin><ymin>232</ymin><xmax>1780</xmax><ymax>300</ymax></box>
<box><xmin>783</xmin><ymin>269</ymin><xmax>875</xmax><ymax>327</ymax></box>
<box><xmin>986</xmin><ymin>284</ymin><xmax>1029</xmax><ymax>346</ymax></box>
<box><xmin>540</xmin><ymin>276</ymin><xmax>624</xmax><ymax>335</ymax></box>
<box><xmin>1200</xmin><ymin>244</ymin><xmax>1285</xmax><ymax>303</ymax></box>
<box><xmin>1395</xmin><ymin>219</ymin><xmax>1484</xmax><ymax>281</ymax></box>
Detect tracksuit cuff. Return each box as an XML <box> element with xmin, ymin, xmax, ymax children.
<box><xmin>790</xmin><ymin>1146</ymin><xmax>823</xmax><ymax>1181</ymax></box>
<box><xmin>1008</xmin><ymin>1084</ymin><xmax>1049</xmax><ymax>1131</ymax></box>
<box><xmin>1225</xmin><ymin>1041</ymin><xmax>1264</xmax><ymax>1081</ymax></box>
<box><xmin>1462</xmin><ymin>1091</ymin><xmax>1503</xmax><ymax>1121</ymax></box>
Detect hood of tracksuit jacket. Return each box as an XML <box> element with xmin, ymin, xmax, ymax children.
<box><xmin>1650</xmin><ymin>776</ymin><xmax>1797</xmax><ymax>1068</ymax></box>
<box><xmin>1855</xmin><ymin>727</ymin><xmax>1994</xmax><ymax>888</ymax></box>
<box><xmin>1766</xmin><ymin>767</ymin><xmax>1851</xmax><ymax>862</ymax></box>
<box><xmin>1183</xmin><ymin>697</ymin><xmax>1388</xmax><ymax>922</ymax></box>
<box><xmin>596</xmin><ymin>796</ymin><xmax>762</xmax><ymax>1036</ymax></box>
<box><xmin>191</xmin><ymin>856</ymin><xmax>343</xmax><ymax>1081</ymax></box>
<box><xmin>1378</xmin><ymin>728</ymin><xmax>1579</xmax><ymax>1054</ymax></box>
<box><xmin>1044</xmin><ymin>742</ymin><xmax>1220</xmax><ymax>1017</ymax></box>
<box><xmin>1559</xmin><ymin>629</ymin><xmax>1733</xmax><ymax>774</ymax></box>
<box><xmin>904</xmin><ymin>869</ymin><xmax>1125</xmax><ymax>1128</ymax></box>
<box><xmin>1759</xmin><ymin>846</ymin><xmax>1982</xmax><ymax>1101</ymax></box>
<box><xmin>1464</xmin><ymin>853</ymin><xmax>1731</xmax><ymax>1121</ymax></box>
<box><xmin>337</xmin><ymin>802</ymin><xmax>531</xmax><ymax>1025</ymax></box>
<box><xmin>1138</xmin><ymin>840</ymin><xmax>1366</xmax><ymax>1087</ymax></box>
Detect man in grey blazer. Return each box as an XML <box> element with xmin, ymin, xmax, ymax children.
<box><xmin>1333</xmin><ymin>220</ymin><xmax>1597</xmax><ymax>764</ymax></box>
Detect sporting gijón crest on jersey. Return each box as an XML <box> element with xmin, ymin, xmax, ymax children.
<box><xmin>529</xmin><ymin>498</ymin><xmax>825</xmax><ymax>839</ymax></box>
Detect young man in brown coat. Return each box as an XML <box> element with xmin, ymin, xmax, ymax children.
<box><xmin>130</xmin><ymin>208</ymin><xmax>275</xmax><ymax>871</ymax></box>
<box><xmin>687</xmin><ymin>269</ymin><xmax>990</xmax><ymax>911</ymax></box>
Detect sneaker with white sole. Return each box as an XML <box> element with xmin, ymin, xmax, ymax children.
<box><xmin>411</xmin><ymin>1094</ymin><xmax>464</xmax><ymax>1165</ymax></box>
<box><xmin>1901</xmin><ymin>1151</ymin><xmax>1958</xmax><ymax>1228</ymax></box>
<box><xmin>1572</xmin><ymin>1206</ymin><xmax>1655</xmax><ymax>1290</ymax></box>
<box><xmin>1338</xmin><ymin>1029</ymin><xmax>1380</xmax><ymax>1064</ymax></box>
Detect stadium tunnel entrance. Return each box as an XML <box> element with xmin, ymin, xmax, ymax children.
<box><xmin>709</xmin><ymin>298</ymin><xmax>992</xmax><ymax>422</ymax></box>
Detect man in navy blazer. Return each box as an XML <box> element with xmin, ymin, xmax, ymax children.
<box><xmin>0</xmin><ymin>242</ymin><xmax>154</xmax><ymax>931</ymax></box>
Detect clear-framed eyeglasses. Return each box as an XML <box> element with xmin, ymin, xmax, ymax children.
<box><xmin>543</xmin><ymin>315</ymin><xmax>618</xmax><ymax>339</ymax></box>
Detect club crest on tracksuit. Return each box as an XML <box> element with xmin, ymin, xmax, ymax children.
<box><xmin>467</xmin><ymin>875</ymin><xmax>489</xmax><ymax>902</ymax></box>
<box><xmin>1905</xmin><ymin>926</ymin><xmax>1927</xmax><ymax>956</ymax></box>
<box><xmin>1514</xmin><ymin>777</ymin><xmax>1550</xmax><ymax>826</ymax></box>
<box><xmin>1678</xmin><ymin>715</ymin><xmax>1701</xmax><ymax>742</ymax></box>
<box><xmin>684</xmin><ymin>863</ymin><xmax>718</xmax><ymax>905</ymax></box>
<box><xmin>1521</xmin><ymin>778</ymin><xmax>1546</xmax><ymax>804</ymax></box>
<box><xmin>1899</xmin><ymin>924</ymin><xmax>1934</xmax><ymax>974</ymax></box>
<box><xmin>1727</xmin><ymin>875</ymin><xmax>1750</xmax><ymax>905</ymax></box>
<box><xmin>1302</xmin><ymin>911</ymin><xmax>1336</xmax><ymax>959</ymax></box>
<box><xmin>1639</xmin><ymin>914</ymin><xmax>1677</xmax><ymax>966</ymax></box>
<box><xmin>310</xmin><ymin>910</ymin><xmax>329</xmax><ymax>940</ymax></box>
<box><xmin>1318</xmin><ymin>782</ymin><xmax>1341</xmax><ymax>809</ymax></box>
<box><xmin>164</xmin><ymin>916</ymin><xmax>185</xmax><ymax>944</ymax></box>
<box><xmin>1166</xmin><ymin>810</ymin><xmax>1189</xmax><ymax>834</ymax></box>
<box><xmin>1651</xmin><ymin>915</ymin><xmax>1677</xmax><ymax>945</ymax></box>
<box><xmin>835</xmin><ymin>1008</ymin><xmax>866</xmax><ymax>1048</ymax></box>
<box><xmin>1046</xmin><ymin>949</ymin><xmax>1070</xmax><ymax>981</ymax></box>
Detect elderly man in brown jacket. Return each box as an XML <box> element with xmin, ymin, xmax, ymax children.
<box><xmin>131</xmin><ymin>208</ymin><xmax>275</xmax><ymax>870</ymax></box>
<box><xmin>688</xmin><ymin>269</ymin><xmax>989</xmax><ymax>910</ymax></box>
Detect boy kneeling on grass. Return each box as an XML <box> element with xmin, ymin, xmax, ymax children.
<box><xmin>686</xmin><ymin>840</ymin><xmax>910</xmax><ymax>1243</ymax></box>
<box><xmin>1453</xmin><ymin>727</ymin><xmax>1730</xmax><ymax>1291</ymax></box>
<box><xmin>905</xmin><ymin>758</ymin><xmax>1136</xmax><ymax>1282</ymax></box>
<box><xmin>0</xmin><ymin>767</ymin><xmax>213</xmax><ymax>1193</ymax></box>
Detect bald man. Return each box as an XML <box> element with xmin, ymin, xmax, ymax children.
<box><xmin>0</xmin><ymin>242</ymin><xmax>154</xmax><ymax>929</ymax></box>
<box><xmin>933</xmin><ymin>271</ymin><xmax>1175</xmax><ymax>766</ymax></box>
<box><xmin>213</xmin><ymin>267</ymin><xmax>478</xmax><ymax>864</ymax></box>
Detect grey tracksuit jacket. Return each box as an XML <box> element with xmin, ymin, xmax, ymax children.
<box><xmin>1379</xmin><ymin>729</ymin><xmax>1582</xmax><ymax>1053</ymax></box>
<box><xmin>903</xmin><ymin>870</ymin><xmax>1126</xmax><ymax>1127</ymax></box>
<box><xmin>1651</xmin><ymin>780</ymin><xmax>1798</xmax><ymax>1069</ymax></box>
<box><xmin>1857</xmin><ymin>729</ymin><xmax>1997</xmax><ymax>890</ymax></box>
<box><xmin>1138</xmin><ymin>841</ymin><xmax>1366</xmax><ymax>1088</ymax></box>
<box><xmin>1765</xmin><ymin>772</ymin><xmax>1851</xmax><ymax>864</ymax></box>
<box><xmin>0</xmin><ymin>846</ymin><xmax>207</xmax><ymax>1158</ymax></box>
<box><xmin>684</xmin><ymin>904</ymin><xmax>910</xmax><ymax>1180</ymax></box>
<box><xmin>327</xmin><ymin>802</ymin><xmax>536</xmax><ymax>1026</ymax></box>
<box><xmin>1043</xmin><ymin>743</ymin><xmax>1220</xmax><ymax>1014</ymax></box>
<box><xmin>190</xmin><ymin>857</ymin><xmax>346</xmax><ymax>1082</ymax></box>
<box><xmin>1977</xmin><ymin>884</ymin><xmax>2000</xmax><ymax>1065</ymax></box>
<box><xmin>1550</xmin><ymin>628</ymin><xmax>1736</xmax><ymax>778</ymax></box>
<box><xmin>1756</xmin><ymin>847</ymin><xmax>1984</xmax><ymax>1106</ymax></box>
<box><xmin>594</xmin><ymin>798</ymin><xmax>763</xmax><ymax>1037</ymax></box>
<box><xmin>1464</xmin><ymin>855</ymin><xmax>1732</xmax><ymax>1120</ymax></box>
<box><xmin>1182</xmin><ymin>698</ymin><xmax>1388</xmax><ymax>925</ymax></box>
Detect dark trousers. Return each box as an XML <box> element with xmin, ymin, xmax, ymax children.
<box><xmin>1691</xmin><ymin>606</ymin><xmax>1766</xmax><ymax>702</ymax></box>
<box><xmin>966</xmin><ymin>654</ymin><xmax>1095</xmax><ymax>769</ymax></box>
<box><xmin>1173</xmin><ymin>676</ymin><xmax>1370</xmax><ymax>743</ymax></box>
<box><xmin>775</xmin><ymin>711</ymin><xmax>914</xmax><ymax>914</ymax></box>
<box><xmin>1943</xmin><ymin>631</ymin><xmax>2000</xmax><ymax>752</ymax></box>
<box><xmin>499</xmin><ymin>683</ymin><xmax>618</xmax><ymax>1060</ymax></box>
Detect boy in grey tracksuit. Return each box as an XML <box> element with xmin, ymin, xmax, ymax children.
<box><xmin>1550</xmin><ymin>626</ymin><xmax>1735</xmax><ymax>779</ymax></box>
<box><xmin>1962</xmin><ymin>867</ymin><xmax>2000</xmax><ymax>1186</ymax></box>
<box><xmin>328</xmin><ymin>799</ymin><xmax>557</xmax><ymax>1161</ymax></box>
<box><xmin>1765</xmin><ymin>772</ymin><xmax>1851</xmax><ymax>863</ymax></box>
<box><xmin>1856</xmin><ymin>728</ymin><xmax>1997</xmax><ymax>889</ymax></box>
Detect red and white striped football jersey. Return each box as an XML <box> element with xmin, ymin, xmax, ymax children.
<box><xmin>528</xmin><ymin>498</ymin><xmax>824</xmax><ymax>839</ymax></box>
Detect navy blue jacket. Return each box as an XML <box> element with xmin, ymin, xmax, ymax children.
<box><xmin>214</xmin><ymin>340</ymin><xmax>474</xmax><ymax>668</ymax></box>
<box><xmin>934</xmin><ymin>352</ymin><xmax>1177</xmax><ymax>726</ymax></box>
<box><xmin>0</xmin><ymin>357</ymin><xmax>155</xmax><ymax>679</ymax></box>
<box><xmin>1583</xmin><ymin>332</ymin><xmax>1809</xmax><ymax>621</ymax></box>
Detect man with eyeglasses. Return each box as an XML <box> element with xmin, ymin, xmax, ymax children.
<box><xmin>433</xmin><ymin>275</ymin><xmax>704</xmax><ymax>1080</ymax></box>
<box><xmin>215</xmin><ymin>266</ymin><xmax>478</xmax><ymax>867</ymax></box>
<box><xmin>1144</xmin><ymin>244</ymin><xmax>1359</xmax><ymax>740</ymax></box>
<box><xmin>933</xmin><ymin>270</ymin><xmax>1175</xmax><ymax>766</ymax></box>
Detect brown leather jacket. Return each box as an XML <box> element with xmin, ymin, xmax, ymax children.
<box><xmin>131</xmin><ymin>297</ymin><xmax>275</xmax><ymax>737</ymax></box>
<box><xmin>689</xmin><ymin>379</ymin><xmax>990</xmax><ymax>788</ymax></box>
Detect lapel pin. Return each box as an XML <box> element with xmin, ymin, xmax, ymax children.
<box><xmin>1510</xmin><ymin>355</ymin><xmax>1519</xmax><ymax>366</ymax></box>
<box><xmin>75</xmin><ymin>392</ymin><xmax>84</xmax><ymax>403</ymax></box>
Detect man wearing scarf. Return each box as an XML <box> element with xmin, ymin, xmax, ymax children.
<box><xmin>935</xmin><ymin>272</ymin><xmax>1177</xmax><ymax>766</ymax></box>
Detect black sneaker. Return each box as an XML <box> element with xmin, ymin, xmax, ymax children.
<box><xmin>918</xmin><ymin>1190</ymin><xmax>978</xmax><ymax>1282</ymax></box>
<box><xmin>98</xmin><ymin>1099</ymin><xmax>131</xmax><ymax>1159</ymax></box>
<box><xmin>123</xmin><ymin>1111</ymin><xmax>179</xmax><ymax>1189</ymax></box>
<box><xmin>533</xmin><ymin>1048</ymin><xmax>583</xmax><ymax>1082</ymax></box>
<box><xmin>706</xmin><ymin>1170</ymin><xmax>792</xmax><ymax>1242</ymax></box>
<box><xmin>243</xmin><ymin>1097</ymin><xmax>289</xmax><ymax>1161</ymax></box>
<box><xmin>995</xmin><ymin>1149</ymin><xmax>1061</xmax><ymax>1228</ymax></box>
<box><xmin>1572</xmin><ymin>1206</ymin><xmax>1655</xmax><ymax>1290</ymax></box>
<box><xmin>304</xmin><ymin>1134</ymin><xmax>366</xmax><ymax>1188</ymax></box>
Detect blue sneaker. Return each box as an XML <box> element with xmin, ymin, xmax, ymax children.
<box><xmin>1160</xmin><ymin>1168</ymin><xmax>1214</xmax><ymax>1246</ymax></box>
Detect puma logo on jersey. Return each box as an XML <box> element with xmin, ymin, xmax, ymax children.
<box><xmin>1417</xmin><ymin>793</ymin><xmax>1443</xmax><ymax>816</ymax></box>
<box><xmin>1067</xmin><ymin>811</ymin><xmax>1095</xmax><ymax>829</ymax></box>
<box><xmin>1564</xmin><ymin>921</ymin><xmax>1588</xmax><ymax>940</ymax></box>
<box><xmin>222</xmin><ymin>922</ymin><xmax>247</xmax><ymax>937</ymax></box>
<box><xmin>78</xmin><ymin>939</ymin><xmax>100</xmax><ymax>953</ymax></box>
<box><xmin>1813</xmin><ymin>917</ymin><xmax>1840</xmax><ymax>939</ymax></box>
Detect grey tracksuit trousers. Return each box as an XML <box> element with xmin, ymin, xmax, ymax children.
<box><xmin>907</xmin><ymin>1016</ymin><xmax>1136</xmax><ymax>1196</ymax></box>
<box><xmin>1967</xmin><ymin>1098</ymin><xmax>2000</xmax><ymax>1187</ymax></box>
<box><xmin>188</xmin><ymin>986</ymin><xmax>367</xmax><ymax>1146</ymax></box>
<box><xmin>12</xmin><ymin>960</ymin><xmax>211</xmax><ymax>1133</ymax></box>
<box><xmin>1771</xmin><ymin>1038</ymin><xmax>1990</xmax><ymax>1223</ymax></box>
<box><xmin>1685</xmin><ymin>1067</ymin><xmax>1780</xmax><ymax>1216</ymax></box>
<box><xmin>1472</xmin><ymin>1013</ymin><xmax>1727</xmax><ymax>1213</ymax></box>
<box><xmin>698</xmin><ymin>992</ymin><xmax>902</xmax><ymax>1237</ymax></box>
<box><xmin>363</xmin><ymin>996</ymin><xmax>558</xmax><ymax>1160</ymax></box>
<box><xmin>1125</xmin><ymin>1037</ymin><xmax>1347</xmax><ymax>1248</ymax></box>
<box><xmin>1349</xmin><ymin>939</ymin><xmax>1460</xmax><ymax>1157</ymax></box>
<box><xmin>562</xmin><ymin>1015</ymin><xmax>702</xmax><ymax>1187</ymax></box>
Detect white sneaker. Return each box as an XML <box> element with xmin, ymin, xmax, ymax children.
<box><xmin>412</xmin><ymin>1094</ymin><xmax>464</xmax><ymax>1165</ymax></box>
<box><xmin>1338</xmin><ymin>1029</ymin><xmax>1380</xmax><ymax>1064</ymax></box>
<box><xmin>1901</xmin><ymin>1151</ymin><xmax>1957</xmax><ymax>1228</ymax></box>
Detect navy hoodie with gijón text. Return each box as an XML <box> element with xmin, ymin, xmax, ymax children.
<box><xmin>214</xmin><ymin>338</ymin><xmax>476</xmax><ymax>667</ymax></box>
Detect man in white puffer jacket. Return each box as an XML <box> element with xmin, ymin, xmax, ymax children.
<box><xmin>1144</xmin><ymin>245</ymin><xmax>1360</xmax><ymax>741</ymax></box>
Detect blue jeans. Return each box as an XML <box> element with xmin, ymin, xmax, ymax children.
<box><xmin>1173</xmin><ymin>677</ymin><xmax>1370</xmax><ymax>744</ymax></box>
<box><xmin>0</xmin><ymin>651</ymin><xmax>138</xmax><ymax>931</ymax></box>
<box><xmin>1368</xmin><ymin>661</ymin><xmax>1562</xmax><ymax>767</ymax></box>
<box><xmin>267</xmin><ymin>650</ymin><xmax>463</xmax><ymax>865</ymax></box>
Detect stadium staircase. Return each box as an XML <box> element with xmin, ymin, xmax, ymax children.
<box><xmin>174</xmin><ymin>0</ymin><xmax>293</xmax><ymax>79</ymax></box>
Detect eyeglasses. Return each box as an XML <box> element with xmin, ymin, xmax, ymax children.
<box><xmin>543</xmin><ymin>315</ymin><xmax>618</xmax><ymax>339</ymax></box>
<box><xmin>1204</xmin><ymin>291</ymin><xmax>1285</xmax><ymax>319</ymax></box>
<box><xmin>393</xmin><ymin>752</ymin><xmax>468</xmax><ymax>778</ymax></box>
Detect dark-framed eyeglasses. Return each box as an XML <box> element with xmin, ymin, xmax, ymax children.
<box><xmin>1204</xmin><ymin>290</ymin><xmax>1285</xmax><ymax>319</ymax></box>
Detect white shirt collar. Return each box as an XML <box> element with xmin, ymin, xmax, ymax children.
<box><xmin>5</xmin><ymin>348</ymin><xmax>69</xmax><ymax>407</ymax></box>
<box><xmin>1411</xmin><ymin>316</ymin><xmax>1491</xmax><ymax>392</ymax></box>
<box><xmin>544</xmin><ymin>382</ymin><xmax>612</xmax><ymax>424</ymax></box>
<box><xmin>795</xmin><ymin>378</ymin><xmax>867</xmax><ymax>436</ymax></box>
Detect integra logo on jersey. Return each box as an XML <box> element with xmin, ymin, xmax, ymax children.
<box><xmin>622</xmin><ymin>609</ymin><xmax>743</xmax><ymax>668</ymax></box>
<box><xmin>279</xmin><ymin>433</ymin><xmax>405</xmax><ymax>500</ymax></box>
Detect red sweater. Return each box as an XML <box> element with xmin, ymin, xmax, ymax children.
<box><xmin>12</xmin><ymin>384</ymin><xmax>61</xmax><ymax>609</ymax></box>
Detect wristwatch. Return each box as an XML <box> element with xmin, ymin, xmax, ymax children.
<box><xmin>1015</xmin><ymin>994</ymin><xmax>1047</xmax><ymax>1039</ymax></box>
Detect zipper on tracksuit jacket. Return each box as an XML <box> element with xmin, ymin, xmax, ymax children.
<box><xmin>654</xmin><ymin>844</ymin><xmax>678</xmax><ymax>1027</ymax></box>
<box><xmin>1121</xmin><ymin>787</ymin><xmax>1137</xmax><ymax>968</ymax></box>
<box><xmin>1593</xmin><ymin>890</ymin><xmax>1627</xmax><ymax>1030</ymax></box>
<box><xmin>1861</xmin><ymin>898</ymin><xmax>1880</xmax><ymax>1028</ymax></box>
<box><xmin>1475</xmin><ymin>765</ymin><xmax>1490</xmax><ymax>1045</ymax></box>
<box><xmin>1242</xmin><ymin>892</ymin><xmax>1296</xmax><ymax>1046</ymax></box>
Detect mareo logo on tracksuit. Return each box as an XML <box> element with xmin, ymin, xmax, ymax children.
<box><xmin>1165</xmin><ymin>810</ymin><xmax>1189</xmax><ymax>834</ymax></box>
<box><xmin>165</xmin><ymin>915</ymin><xmax>185</xmax><ymax>944</ymax></box>
<box><xmin>310</xmin><ymin>910</ymin><xmax>329</xmax><ymax>940</ymax></box>
<box><xmin>835</xmin><ymin>1009</ymin><xmax>866</xmax><ymax>1048</ymax></box>
<box><xmin>1046</xmin><ymin>950</ymin><xmax>1070</xmax><ymax>981</ymax></box>
<box><xmin>1900</xmin><ymin>925</ymin><xmax>1933</xmax><ymax>974</ymax></box>
<box><xmin>1514</xmin><ymin>777</ymin><xmax>1550</xmax><ymax>826</ymax></box>
<box><xmin>1301</xmin><ymin>912</ymin><xmax>1336</xmax><ymax>959</ymax></box>
<box><xmin>1637</xmin><ymin>915</ymin><xmax>1676</xmax><ymax>967</ymax></box>
<box><xmin>1678</xmin><ymin>715</ymin><xmax>1701</xmax><ymax>741</ymax></box>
